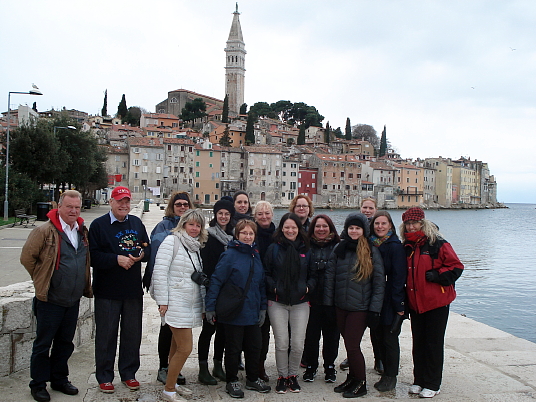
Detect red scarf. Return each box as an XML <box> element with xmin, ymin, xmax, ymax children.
<box><xmin>404</xmin><ymin>231</ymin><xmax>427</xmax><ymax>248</ymax></box>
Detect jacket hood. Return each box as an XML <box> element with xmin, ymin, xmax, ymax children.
<box><xmin>227</xmin><ymin>239</ymin><xmax>259</xmax><ymax>254</ymax></box>
<box><xmin>46</xmin><ymin>208</ymin><xmax>85</xmax><ymax>233</ymax></box>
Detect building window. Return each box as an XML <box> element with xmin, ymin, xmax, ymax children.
<box><xmin>142</xmin><ymin>166</ymin><xmax>148</xmax><ymax>173</ymax></box>
<box><xmin>156</xmin><ymin>166</ymin><xmax>161</xmax><ymax>174</ymax></box>
<box><xmin>133</xmin><ymin>159</ymin><xmax>140</xmax><ymax>166</ymax></box>
<box><xmin>196</xmin><ymin>172</ymin><xmax>200</xmax><ymax>177</ymax></box>
<box><xmin>156</xmin><ymin>180</ymin><xmax>161</xmax><ymax>186</ymax></box>
<box><xmin>196</xmin><ymin>182</ymin><xmax>200</xmax><ymax>188</ymax></box>
<box><xmin>196</xmin><ymin>161</ymin><xmax>200</xmax><ymax>167</ymax></box>
<box><xmin>170</xmin><ymin>97</ymin><xmax>178</xmax><ymax>103</ymax></box>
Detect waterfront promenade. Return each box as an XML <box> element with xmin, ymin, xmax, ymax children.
<box><xmin>1</xmin><ymin>204</ymin><xmax>535</xmax><ymax>401</ymax></box>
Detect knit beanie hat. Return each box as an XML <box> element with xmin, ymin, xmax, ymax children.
<box><xmin>402</xmin><ymin>207</ymin><xmax>425</xmax><ymax>222</ymax></box>
<box><xmin>344</xmin><ymin>212</ymin><xmax>370</xmax><ymax>238</ymax></box>
<box><xmin>213</xmin><ymin>199</ymin><xmax>235</xmax><ymax>217</ymax></box>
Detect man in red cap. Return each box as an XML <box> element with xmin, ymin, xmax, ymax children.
<box><xmin>89</xmin><ymin>186</ymin><xmax>151</xmax><ymax>393</ymax></box>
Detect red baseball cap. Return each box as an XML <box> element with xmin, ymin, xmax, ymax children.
<box><xmin>111</xmin><ymin>186</ymin><xmax>132</xmax><ymax>200</ymax></box>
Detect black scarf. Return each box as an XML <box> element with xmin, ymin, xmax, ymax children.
<box><xmin>334</xmin><ymin>230</ymin><xmax>358</xmax><ymax>258</ymax></box>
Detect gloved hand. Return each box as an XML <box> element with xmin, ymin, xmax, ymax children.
<box><xmin>206</xmin><ymin>311</ymin><xmax>216</xmax><ymax>325</ymax></box>
<box><xmin>425</xmin><ymin>269</ymin><xmax>440</xmax><ymax>283</ymax></box>
<box><xmin>258</xmin><ymin>310</ymin><xmax>266</xmax><ymax>327</ymax></box>
<box><xmin>367</xmin><ymin>311</ymin><xmax>381</xmax><ymax>329</ymax></box>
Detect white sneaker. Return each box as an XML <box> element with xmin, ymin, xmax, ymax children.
<box><xmin>419</xmin><ymin>388</ymin><xmax>440</xmax><ymax>398</ymax></box>
<box><xmin>175</xmin><ymin>384</ymin><xmax>193</xmax><ymax>396</ymax></box>
<box><xmin>409</xmin><ymin>384</ymin><xmax>423</xmax><ymax>394</ymax></box>
<box><xmin>161</xmin><ymin>391</ymin><xmax>186</xmax><ymax>402</ymax></box>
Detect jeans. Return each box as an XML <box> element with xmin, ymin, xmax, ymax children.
<box><xmin>336</xmin><ymin>308</ymin><xmax>368</xmax><ymax>381</ymax></box>
<box><xmin>29</xmin><ymin>298</ymin><xmax>79</xmax><ymax>389</ymax></box>
<box><xmin>94</xmin><ymin>297</ymin><xmax>143</xmax><ymax>383</ymax></box>
<box><xmin>223</xmin><ymin>324</ymin><xmax>262</xmax><ymax>383</ymax></box>
<box><xmin>304</xmin><ymin>304</ymin><xmax>340</xmax><ymax>370</ymax></box>
<box><xmin>410</xmin><ymin>305</ymin><xmax>449</xmax><ymax>391</ymax></box>
<box><xmin>268</xmin><ymin>301</ymin><xmax>310</xmax><ymax>377</ymax></box>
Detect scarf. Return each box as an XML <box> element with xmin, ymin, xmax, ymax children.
<box><xmin>310</xmin><ymin>232</ymin><xmax>335</xmax><ymax>246</ymax></box>
<box><xmin>281</xmin><ymin>239</ymin><xmax>302</xmax><ymax>300</ymax></box>
<box><xmin>207</xmin><ymin>225</ymin><xmax>233</xmax><ymax>248</ymax></box>
<box><xmin>175</xmin><ymin>230</ymin><xmax>201</xmax><ymax>253</ymax></box>
<box><xmin>334</xmin><ymin>231</ymin><xmax>358</xmax><ymax>258</ymax></box>
<box><xmin>370</xmin><ymin>230</ymin><xmax>392</xmax><ymax>247</ymax></box>
<box><xmin>404</xmin><ymin>231</ymin><xmax>427</xmax><ymax>248</ymax></box>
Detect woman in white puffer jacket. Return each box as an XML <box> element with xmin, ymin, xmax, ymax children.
<box><xmin>153</xmin><ymin>209</ymin><xmax>208</xmax><ymax>402</ymax></box>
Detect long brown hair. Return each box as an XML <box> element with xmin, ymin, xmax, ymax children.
<box><xmin>353</xmin><ymin>236</ymin><xmax>373</xmax><ymax>281</ymax></box>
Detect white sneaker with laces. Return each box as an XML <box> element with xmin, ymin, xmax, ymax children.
<box><xmin>419</xmin><ymin>388</ymin><xmax>440</xmax><ymax>398</ymax></box>
<box><xmin>161</xmin><ymin>391</ymin><xmax>186</xmax><ymax>402</ymax></box>
<box><xmin>409</xmin><ymin>384</ymin><xmax>423</xmax><ymax>394</ymax></box>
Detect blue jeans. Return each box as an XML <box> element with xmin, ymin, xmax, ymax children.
<box><xmin>94</xmin><ymin>297</ymin><xmax>143</xmax><ymax>383</ymax></box>
<box><xmin>30</xmin><ymin>298</ymin><xmax>79</xmax><ymax>389</ymax></box>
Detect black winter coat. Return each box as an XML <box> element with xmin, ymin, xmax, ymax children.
<box><xmin>308</xmin><ymin>239</ymin><xmax>338</xmax><ymax>306</ymax></box>
<box><xmin>324</xmin><ymin>242</ymin><xmax>385</xmax><ymax>313</ymax></box>
<box><xmin>200</xmin><ymin>234</ymin><xmax>227</xmax><ymax>279</ymax></box>
<box><xmin>374</xmin><ymin>234</ymin><xmax>407</xmax><ymax>325</ymax></box>
<box><xmin>264</xmin><ymin>241</ymin><xmax>315</xmax><ymax>305</ymax></box>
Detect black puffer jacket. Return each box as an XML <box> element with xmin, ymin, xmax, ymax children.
<box><xmin>264</xmin><ymin>241</ymin><xmax>315</xmax><ymax>305</ymax></box>
<box><xmin>308</xmin><ymin>239</ymin><xmax>338</xmax><ymax>306</ymax></box>
<box><xmin>324</xmin><ymin>241</ymin><xmax>385</xmax><ymax>313</ymax></box>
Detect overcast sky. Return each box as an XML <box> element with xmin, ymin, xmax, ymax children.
<box><xmin>1</xmin><ymin>0</ymin><xmax>534</xmax><ymax>203</ymax></box>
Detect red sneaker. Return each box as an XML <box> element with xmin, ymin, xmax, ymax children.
<box><xmin>123</xmin><ymin>379</ymin><xmax>140</xmax><ymax>390</ymax></box>
<box><xmin>99</xmin><ymin>382</ymin><xmax>115</xmax><ymax>393</ymax></box>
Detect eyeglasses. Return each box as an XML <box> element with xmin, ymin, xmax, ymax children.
<box><xmin>238</xmin><ymin>231</ymin><xmax>255</xmax><ymax>237</ymax></box>
<box><xmin>174</xmin><ymin>202</ymin><xmax>189</xmax><ymax>207</ymax></box>
<box><xmin>295</xmin><ymin>204</ymin><xmax>309</xmax><ymax>209</ymax></box>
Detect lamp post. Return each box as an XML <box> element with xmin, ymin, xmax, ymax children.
<box><xmin>4</xmin><ymin>86</ymin><xmax>43</xmax><ymax>221</ymax></box>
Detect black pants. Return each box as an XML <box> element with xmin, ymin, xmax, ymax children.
<box><xmin>410</xmin><ymin>305</ymin><xmax>450</xmax><ymax>391</ymax></box>
<box><xmin>260</xmin><ymin>314</ymin><xmax>271</xmax><ymax>363</ymax></box>
<box><xmin>223</xmin><ymin>324</ymin><xmax>262</xmax><ymax>383</ymax></box>
<box><xmin>30</xmin><ymin>298</ymin><xmax>79</xmax><ymax>389</ymax></box>
<box><xmin>94</xmin><ymin>297</ymin><xmax>142</xmax><ymax>383</ymax></box>
<box><xmin>370</xmin><ymin>322</ymin><xmax>402</xmax><ymax>377</ymax></box>
<box><xmin>304</xmin><ymin>305</ymin><xmax>340</xmax><ymax>370</ymax></box>
<box><xmin>158</xmin><ymin>324</ymin><xmax>173</xmax><ymax>368</ymax></box>
<box><xmin>198</xmin><ymin>320</ymin><xmax>225</xmax><ymax>361</ymax></box>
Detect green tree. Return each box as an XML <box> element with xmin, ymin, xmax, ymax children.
<box><xmin>102</xmin><ymin>89</ymin><xmax>108</xmax><ymax>116</ymax></box>
<box><xmin>333</xmin><ymin>127</ymin><xmax>343</xmax><ymax>138</ymax></box>
<box><xmin>180</xmin><ymin>98</ymin><xmax>207</xmax><ymax>127</ymax></box>
<box><xmin>117</xmin><ymin>94</ymin><xmax>128</xmax><ymax>121</ymax></box>
<box><xmin>0</xmin><ymin>166</ymin><xmax>45</xmax><ymax>215</ymax></box>
<box><xmin>239</xmin><ymin>103</ymin><xmax>248</xmax><ymax>115</ymax></box>
<box><xmin>245</xmin><ymin>112</ymin><xmax>256</xmax><ymax>145</ymax></box>
<box><xmin>325</xmin><ymin>122</ymin><xmax>331</xmax><ymax>144</ymax></box>
<box><xmin>219</xmin><ymin>125</ymin><xmax>232</xmax><ymax>146</ymax></box>
<box><xmin>125</xmin><ymin>106</ymin><xmax>142</xmax><ymax>126</ymax></box>
<box><xmin>297</xmin><ymin>125</ymin><xmax>306</xmax><ymax>145</ymax></box>
<box><xmin>271</xmin><ymin>100</ymin><xmax>293</xmax><ymax>122</ymax></box>
<box><xmin>379</xmin><ymin>125</ymin><xmax>387</xmax><ymax>157</ymax></box>
<box><xmin>222</xmin><ymin>94</ymin><xmax>229</xmax><ymax>123</ymax></box>
<box><xmin>345</xmin><ymin>117</ymin><xmax>352</xmax><ymax>140</ymax></box>
<box><xmin>249</xmin><ymin>102</ymin><xmax>275</xmax><ymax>119</ymax></box>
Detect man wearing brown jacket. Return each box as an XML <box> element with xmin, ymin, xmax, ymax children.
<box><xmin>20</xmin><ymin>190</ymin><xmax>92</xmax><ymax>402</ymax></box>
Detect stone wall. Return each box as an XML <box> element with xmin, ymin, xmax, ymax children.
<box><xmin>0</xmin><ymin>201</ymin><xmax>145</xmax><ymax>377</ymax></box>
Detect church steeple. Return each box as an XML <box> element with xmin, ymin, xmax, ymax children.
<box><xmin>225</xmin><ymin>3</ymin><xmax>246</xmax><ymax>116</ymax></box>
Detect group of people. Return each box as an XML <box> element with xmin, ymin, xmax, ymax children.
<box><xmin>21</xmin><ymin>187</ymin><xmax>463</xmax><ymax>402</ymax></box>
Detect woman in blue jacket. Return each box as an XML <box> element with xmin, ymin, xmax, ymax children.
<box><xmin>369</xmin><ymin>211</ymin><xmax>407</xmax><ymax>392</ymax></box>
<box><xmin>205</xmin><ymin>219</ymin><xmax>271</xmax><ymax>398</ymax></box>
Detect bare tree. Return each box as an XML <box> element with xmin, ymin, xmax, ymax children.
<box><xmin>352</xmin><ymin>124</ymin><xmax>379</xmax><ymax>148</ymax></box>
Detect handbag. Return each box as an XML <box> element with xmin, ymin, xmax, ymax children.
<box><xmin>215</xmin><ymin>260</ymin><xmax>254</xmax><ymax>321</ymax></box>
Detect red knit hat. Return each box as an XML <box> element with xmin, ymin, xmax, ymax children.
<box><xmin>402</xmin><ymin>207</ymin><xmax>425</xmax><ymax>222</ymax></box>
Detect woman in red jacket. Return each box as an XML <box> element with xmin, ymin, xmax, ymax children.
<box><xmin>399</xmin><ymin>207</ymin><xmax>463</xmax><ymax>399</ymax></box>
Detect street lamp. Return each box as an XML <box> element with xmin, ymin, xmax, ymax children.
<box><xmin>4</xmin><ymin>86</ymin><xmax>43</xmax><ymax>221</ymax></box>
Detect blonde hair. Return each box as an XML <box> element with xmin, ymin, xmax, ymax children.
<box><xmin>399</xmin><ymin>218</ymin><xmax>441</xmax><ymax>245</ymax></box>
<box><xmin>360</xmin><ymin>197</ymin><xmax>377</xmax><ymax>208</ymax></box>
<box><xmin>253</xmin><ymin>200</ymin><xmax>273</xmax><ymax>216</ymax></box>
<box><xmin>172</xmin><ymin>208</ymin><xmax>208</xmax><ymax>245</ymax></box>
<box><xmin>59</xmin><ymin>190</ymin><xmax>82</xmax><ymax>204</ymax></box>
<box><xmin>353</xmin><ymin>236</ymin><xmax>373</xmax><ymax>282</ymax></box>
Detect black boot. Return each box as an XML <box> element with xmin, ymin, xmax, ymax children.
<box><xmin>334</xmin><ymin>374</ymin><xmax>355</xmax><ymax>393</ymax></box>
<box><xmin>212</xmin><ymin>358</ymin><xmax>226</xmax><ymax>382</ymax></box>
<box><xmin>343</xmin><ymin>380</ymin><xmax>367</xmax><ymax>398</ymax></box>
<box><xmin>198</xmin><ymin>360</ymin><xmax>217</xmax><ymax>385</ymax></box>
<box><xmin>374</xmin><ymin>359</ymin><xmax>384</xmax><ymax>374</ymax></box>
<box><xmin>374</xmin><ymin>375</ymin><xmax>396</xmax><ymax>392</ymax></box>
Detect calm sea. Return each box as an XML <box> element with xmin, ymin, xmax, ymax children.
<box><xmin>273</xmin><ymin>203</ymin><xmax>536</xmax><ymax>343</ymax></box>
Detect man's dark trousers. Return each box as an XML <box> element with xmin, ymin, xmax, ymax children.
<box><xmin>30</xmin><ymin>298</ymin><xmax>79</xmax><ymax>390</ymax></box>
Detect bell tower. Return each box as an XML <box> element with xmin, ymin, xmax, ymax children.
<box><xmin>225</xmin><ymin>3</ymin><xmax>246</xmax><ymax>116</ymax></box>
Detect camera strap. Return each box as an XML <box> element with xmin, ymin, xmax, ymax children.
<box><xmin>182</xmin><ymin>240</ymin><xmax>203</xmax><ymax>273</ymax></box>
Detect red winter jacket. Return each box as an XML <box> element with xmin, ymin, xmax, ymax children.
<box><xmin>405</xmin><ymin>238</ymin><xmax>463</xmax><ymax>314</ymax></box>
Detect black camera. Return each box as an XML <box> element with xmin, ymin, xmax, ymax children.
<box><xmin>191</xmin><ymin>271</ymin><xmax>210</xmax><ymax>287</ymax></box>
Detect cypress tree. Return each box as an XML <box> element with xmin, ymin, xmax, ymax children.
<box><xmin>222</xmin><ymin>94</ymin><xmax>229</xmax><ymax>123</ymax></box>
<box><xmin>345</xmin><ymin>117</ymin><xmax>351</xmax><ymax>140</ymax></box>
<box><xmin>297</xmin><ymin>125</ymin><xmax>306</xmax><ymax>145</ymax></box>
<box><xmin>101</xmin><ymin>89</ymin><xmax>108</xmax><ymax>116</ymax></box>
<box><xmin>117</xmin><ymin>94</ymin><xmax>128</xmax><ymax>121</ymax></box>
<box><xmin>245</xmin><ymin>112</ymin><xmax>256</xmax><ymax>145</ymax></box>
<box><xmin>379</xmin><ymin>125</ymin><xmax>387</xmax><ymax>157</ymax></box>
